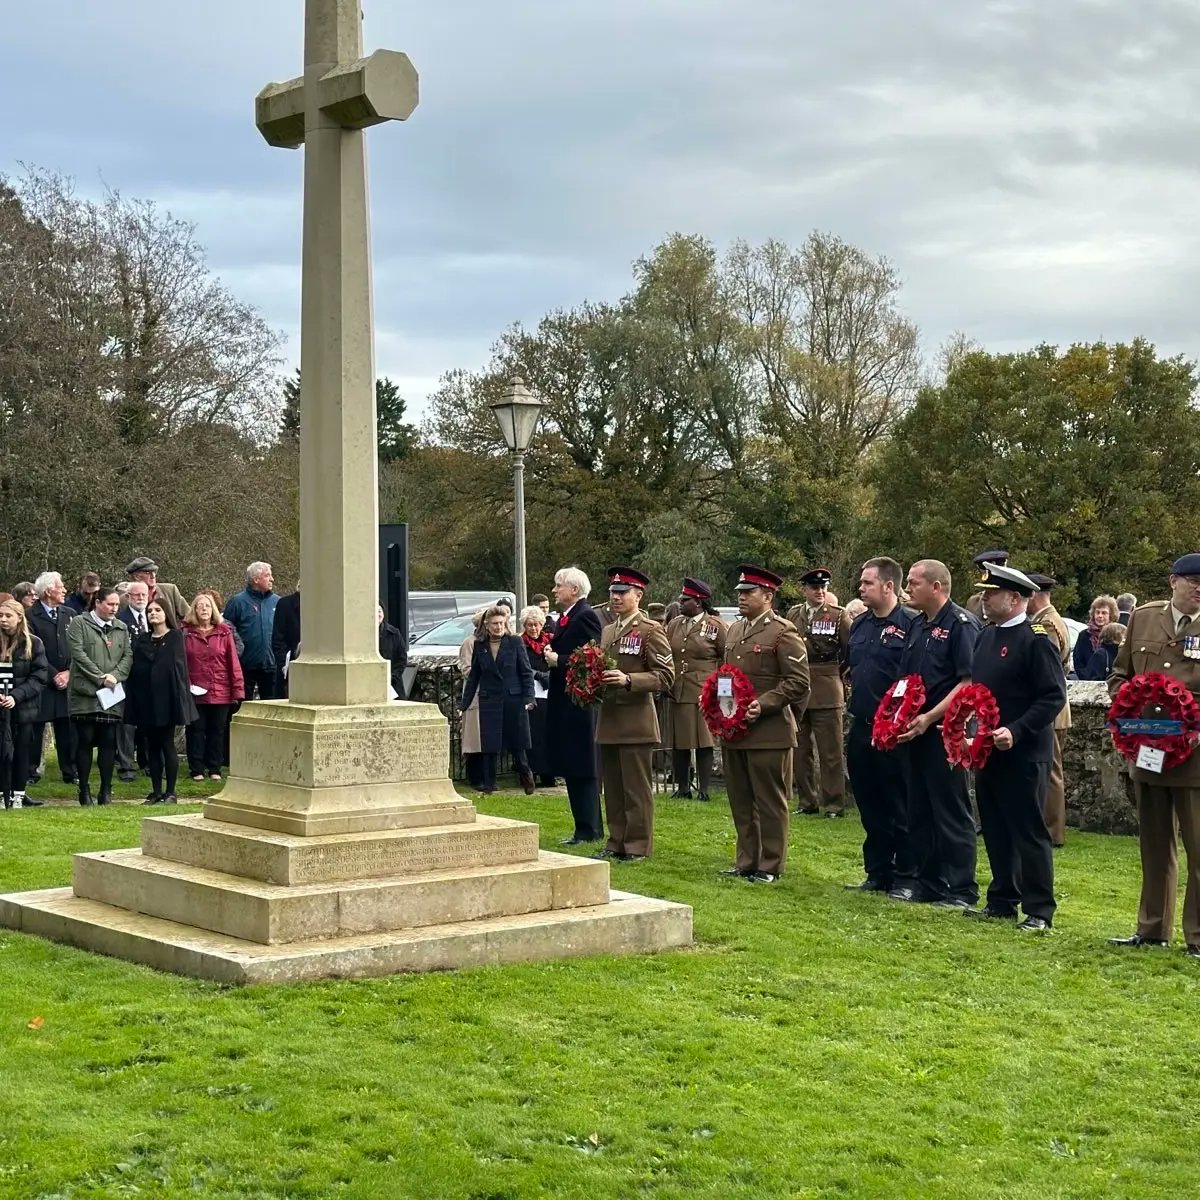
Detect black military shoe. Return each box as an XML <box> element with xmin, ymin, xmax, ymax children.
<box><xmin>747</xmin><ymin>871</ymin><xmax>778</xmax><ymax>884</ymax></box>
<box><xmin>887</xmin><ymin>886</ymin><xmax>919</xmax><ymax>902</ymax></box>
<box><xmin>844</xmin><ymin>879</ymin><xmax>889</xmax><ymax>892</ymax></box>
<box><xmin>695</xmin><ymin>792</ymin><xmax>711</xmax><ymax>803</ymax></box>
<box><xmin>932</xmin><ymin>898</ymin><xmax>971</xmax><ymax>910</ymax></box>
<box><xmin>620</xmin><ymin>854</ymin><xmax>648</xmax><ymax>862</ymax></box>
<box><xmin>1186</xmin><ymin>945</ymin><xmax>1200</xmax><ymax>959</ymax></box>
<box><xmin>963</xmin><ymin>906</ymin><xmax>1018</xmax><ymax>920</ymax></box>
<box><xmin>720</xmin><ymin>866</ymin><xmax>751</xmax><ymax>877</ymax></box>
<box><xmin>669</xmin><ymin>788</ymin><xmax>693</xmax><ymax>800</ymax></box>
<box><xmin>591</xmin><ymin>849</ymin><xmax>621</xmax><ymax>860</ymax></box>
<box><xmin>1108</xmin><ymin>933</ymin><xmax>1169</xmax><ymax>948</ymax></box>
<box><xmin>1017</xmin><ymin>916</ymin><xmax>1051</xmax><ymax>933</ymax></box>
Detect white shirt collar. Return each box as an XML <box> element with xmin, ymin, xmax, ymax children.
<box><xmin>1000</xmin><ymin>612</ymin><xmax>1028</xmax><ymax>629</ymax></box>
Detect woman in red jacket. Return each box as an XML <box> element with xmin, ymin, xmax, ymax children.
<box><xmin>183</xmin><ymin>592</ymin><xmax>245</xmax><ymax>781</ymax></box>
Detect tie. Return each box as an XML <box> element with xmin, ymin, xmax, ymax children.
<box><xmin>1179</xmin><ymin>614</ymin><xmax>1190</xmax><ymax>634</ymax></box>
<box><xmin>48</xmin><ymin>608</ymin><xmax>56</xmax><ymax>620</ymax></box>
<box><xmin>138</xmin><ymin>612</ymin><xmax>147</xmax><ymax>633</ymax></box>
<box><xmin>103</xmin><ymin>624</ymin><xmax>112</xmax><ymax>634</ymax></box>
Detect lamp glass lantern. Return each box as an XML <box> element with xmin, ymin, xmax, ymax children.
<box><xmin>489</xmin><ymin>377</ymin><xmax>545</xmax><ymax>453</ymax></box>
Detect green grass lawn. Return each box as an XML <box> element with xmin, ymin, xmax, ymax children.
<box><xmin>1</xmin><ymin>777</ymin><xmax>1197</xmax><ymax>1199</ymax></box>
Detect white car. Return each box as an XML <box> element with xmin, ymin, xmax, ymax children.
<box><xmin>407</xmin><ymin>613</ymin><xmax>478</xmax><ymax>664</ymax></box>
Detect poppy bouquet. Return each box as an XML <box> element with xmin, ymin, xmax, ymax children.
<box><xmin>565</xmin><ymin>641</ymin><xmax>616</xmax><ymax>708</ymax></box>
<box><xmin>699</xmin><ymin>664</ymin><xmax>756</xmax><ymax>741</ymax></box>
<box><xmin>1107</xmin><ymin>672</ymin><xmax>1200</xmax><ymax>770</ymax></box>
<box><xmin>942</xmin><ymin>683</ymin><xmax>1002</xmax><ymax>770</ymax></box>
<box><xmin>871</xmin><ymin>674</ymin><xmax>927</xmax><ymax>751</ymax></box>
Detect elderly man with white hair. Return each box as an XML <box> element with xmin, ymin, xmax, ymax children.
<box><xmin>543</xmin><ymin>566</ymin><xmax>605</xmax><ymax>844</ymax></box>
<box><xmin>25</xmin><ymin>571</ymin><xmax>76</xmax><ymax>793</ymax></box>
<box><xmin>223</xmin><ymin>562</ymin><xmax>280</xmax><ymax>700</ymax></box>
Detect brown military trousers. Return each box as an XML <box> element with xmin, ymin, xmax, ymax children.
<box><xmin>1042</xmin><ymin>729</ymin><xmax>1066</xmax><ymax>846</ymax></box>
<box><xmin>793</xmin><ymin>706</ymin><xmax>846</xmax><ymax>815</ymax></box>
<box><xmin>724</xmin><ymin>746</ymin><xmax>791</xmax><ymax>875</ymax></box>
<box><xmin>601</xmin><ymin>744</ymin><xmax>655</xmax><ymax>857</ymax></box>
<box><xmin>1134</xmin><ymin>780</ymin><xmax>1200</xmax><ymax>945</ymax></box>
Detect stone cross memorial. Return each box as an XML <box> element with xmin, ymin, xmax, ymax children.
<box><xmin>0</xmin><ymin>0</ymin><xmax>691</xmax><ymax>983</ymax></box>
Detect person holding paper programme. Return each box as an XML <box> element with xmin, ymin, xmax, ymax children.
<box><xmin>125</xmin><ymin>600</ymin><xmax>198</xmax><ymax>804</ymax></box>
<box><xmin>458</xmin><ymin>606</ymin><xmax>537</xmax><ymax>796</ymax></box>
<box><xmin>1107</xmin><ymin>554</ymin><xmax>1200</xmax><ymax>958</ymax></box>
<box><xmin>183</xmin><ymin>593</ymin><xmax>244</xmax><ymax>782</ymax></box>
<box><xmin>67</xmin><ymin>586</ymin><xmax>133</xmax><ymax>806</ymax></box>
<box><xmin>519</xmin><ymin>606</ymin><xmax>556</xmax><ymax>788</ymax></box>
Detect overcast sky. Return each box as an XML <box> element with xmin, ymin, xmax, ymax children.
<box><xmin>6</xmin><ymin>0</ymin><xmax>1198</xmax><ymax>417</ymax></box>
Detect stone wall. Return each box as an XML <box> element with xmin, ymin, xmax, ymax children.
<box><xmin>1062</xmin><ymin>680</ymin><xmax>1136</xmax><ymax>835</ymax></box>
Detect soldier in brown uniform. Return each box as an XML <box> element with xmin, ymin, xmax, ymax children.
<box><xmin>1108</xmin><ymin>554</ymin><xmax>1200</xmax><ymax>958</ymax></box>
<box><xmin>964</xmin><ymin>549</ymin><xmax>1009</xmax><ymax>620</ymax></box>
<box><xmin>595</xmin><ymin>567</ymin><xmax>674</xmax><ymax>861</ymax></box>
<box><xmin>785</xmin><ymin>567</ymin><xmax>851</xmax><ymax>817</ymax></box>
<box><xmin>665</xmin><ymin>578</ymin><xmax>726</xmax><ymax>802</ymax></box>
<box><xmin>1027</xmin><ymin>573</ymin><xmax>1072</xmax><ymax>846</ymax></box>
<box><xmin>720</xmin><ymin>565</ymin><xmax>810</xmax><ymax>883</ymax></box>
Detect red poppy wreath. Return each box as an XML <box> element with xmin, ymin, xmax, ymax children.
<box><xmin>871</xmin><ymin>674</ymin><xmax>927</xmax><ymax>751</ymax></box>
<box><xmin>942</xmin><ymin>683</ymin><xmax>1001</xmax><ymax>770</ymax></box>
<box><xmin>700</xmin><ymin>664</ymin><xmax>756</xmax><ymax>741</ymax></box>
<box><xmin>1107</xmin><ymin>671</ymin><xmax>1200</xmax><ymax>771</ymax></box>
<box><xmin>565</xmin><ymin>641</ymin><xmax>617</xmax><ymax>708</ymax></box>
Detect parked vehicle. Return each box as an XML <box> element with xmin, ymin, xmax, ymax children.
<box><xmin>408</xmin><ymin>614</ymin><xmax>480</xmax><ymax>663</ymax></box>
<box><xmin>405</xmin><ymin>591</ymin><xmax>516</xmax><ymax>640</ymax></box>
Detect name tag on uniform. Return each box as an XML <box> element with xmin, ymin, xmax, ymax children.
<box><xmin>1136</xmin><ymin>744</ymin><xmax>1166</xmax><ymax>773</ymax></box>
<box><xmin>619</xmin><ymin>633</ymin><xmax>642</xmax><ymax>656</ymax></box>
<box><xmin>1184</xmin><ymin>636</ymin><xmax>1200</xmax><ymax>660</ymax></box>
<box><xmin>812</xmin><ymin>621</ymin><xmax>836</xmax><ymax>635</ymax></box>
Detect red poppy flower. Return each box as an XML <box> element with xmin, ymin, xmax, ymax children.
<box><xmin>1107</xmin><ymin>672</ymin><xmax>1200</xmax><ymax>771</ymax></box>
<box><xmin>871</xmin><ymin>675</ymin><xmax>926</xmax><ymax>751</ymax></box>
<box><xmin>699</xmin><ymin>665</ymin><xmax>757</xmax><ymax>741</ymax></box>
<box><xmin>942</xmin><ymin>683</ymin><xmax>1001</xmax><ymax>770</ymax></box>
<box><xmin>564</xmin><ymin>641</ymin><xmax>617</xmax><ymax>708</ymax></box>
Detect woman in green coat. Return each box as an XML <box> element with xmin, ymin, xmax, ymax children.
<box><xmin>67</xmin><ymin>586</ymin><xmax>133</xmax><ymax>806</ymax></box>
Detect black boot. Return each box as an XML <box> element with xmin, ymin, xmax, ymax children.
<box><xmin>78</xmin><ymin>784</ymin><xmax>94</xmax><ymax>807</ymax></box>
<box><xmin>96</xmin><ymin>791</ymin><xmax>111</xmax><ymax>806</ymax></box>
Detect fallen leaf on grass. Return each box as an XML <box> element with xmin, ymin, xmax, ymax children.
<box><xmin>27</xmin><ymin>1016</ymin><xmax>44</xmax><ymax>1030</ymax></box>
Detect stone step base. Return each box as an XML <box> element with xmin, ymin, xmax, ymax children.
<box><xmin>141</xmin><ymin>813</ymin><xmax>540</xmax><ymax>885</ymax></box>
<box><xmin>72</xmin><ymin>849</ymin><xmax>609</xmax><ymax>945</ymax></box>
<box><xmin>0</xmin><ymin>888</ymin><xmax>694</xmax><ymax>985</ymax></box>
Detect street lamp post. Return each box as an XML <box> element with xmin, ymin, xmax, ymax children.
<box><xmin>488</xmin><ymin>377</ymin><xmax>546</xmax><ymax>614</ymax></box>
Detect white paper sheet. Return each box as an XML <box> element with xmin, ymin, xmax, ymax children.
<box><xmin>96</xmin><ymin>682</ymin><xmax>125</xmax><ymax>710</ymax></box>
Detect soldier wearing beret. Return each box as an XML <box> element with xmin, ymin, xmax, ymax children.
<box><xmin>1108</xmin><ymin>553</ymin><xmax>1200</xmax><ymax>958</ymax></box>
<box><xmin>595</xmin><ymin>567</ymin><xmax>674</xmax><ymax>861</ymax></box>
<box><xmin>964</xmin><ymin>564</ymin><xmax>1066</xmax><ymax>931</ymax></box>
<box><xmin>665</xmin><ymin>578</ymin><xmax>726</xmax><ymax>803</ymax></box>
<box><xmin>1027</xmin><ymin>572</ymin><xmax>1072</xmax><ymax>846</ymax></box>
<box><xmin>786</xmin><ymin>567</ymin><xmax>851</xmax><ymax>818</ymax></box>
<box><xmin>964</xmin><ymin>549</ymin><xmax>1009</xmax><ymax>620</ymax></box>
<box><xmin>720</xmin><ymin>566</ymin><xmax>810</xmax><ymax>883</ymax></box>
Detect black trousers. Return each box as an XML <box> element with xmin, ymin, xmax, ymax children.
<box><xmin>977</xmin><ymin>757</ymin><xmax>1056</xmax><ymax>921</ymax></box>
<box><xmin>243</xmin><ymin>667</ymin><xmax>277</xmax><ymax>701</ymax></box>
<box><xmin>564</xmin><ymin>775</ymin><xmax>603</xmax><ymax>841</ymax></box>
<box><xmin>671</xmin><ymin>747</ymin><xmax>714</xmax><ymax>796</ymax></box>
<box><xmin>144</xmin><ymin>724</ymin><xmax>180</xmax><ymax>797</ymax></box>
<box><xmin>187</xmin><ymin>704</ymin><xmax>231</xmax><ymax>775</ymax></box>
<box><xmin>901</xmin><ymin>728</ymin><xmax>978</xmax><ymax>903</ymax></box>
<box><xmin>476</xmin><ymin>749</ymin><xmax>530</xmax><ymax>792</ymax></box>
<box><xmin>73</xmin><ymin>717</ymin><xmax>117</xmax><ymax>794</ymax></box>
<box><xmin>31</xmin><ymin>717</ymin><xmax>76</xmax><ymax>782</ymax></box>
<box><xmin>2</xmin><ymin>721</ymin><xmax>34</xmax><ymax>797</ymax></box>
<box><xmin>846</xmin><ymin>716</ymin><xmax>911</xmax><ymax>887</ymax></box>
<box><xmin>115</xmin><ymin>724</ymin><xmax>148</xmax><ymax>773</ymax></box>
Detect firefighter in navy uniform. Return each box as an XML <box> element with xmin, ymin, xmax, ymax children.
<box><xmin>844</xmin><ymin>556</ymin><xmax>918</xmax><ymax>892</ymax></box>
<box><xmin>595</xmin><ymin>567</ymin><xmax>674</xmax><ymax>861</ymax></box>
<box><xmin>785</xmin><ymin>567</ymin><xmax>851</xmax><ymax>817</ymax></box>
<box><xmin>964</xmin><ymin>563</ymin><xmax>1066</xmax><ymax>931</ymax></box>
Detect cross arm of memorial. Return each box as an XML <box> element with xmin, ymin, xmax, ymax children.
<box><xmin>256</xmin><ymin>47</ymin><xmax>418</xmax><ymax>148</ymax></box>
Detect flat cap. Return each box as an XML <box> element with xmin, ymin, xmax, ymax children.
<box><xmin>125</xmin><ymin>556</ymin><xmax>159</xmax><ymax>574</ymax></box>
<box><xmin>1026</xmin><ymin>572</ymin><xmax>1057</xmax><ymax>591</ymax></box>
<box><xmin>972</xmin><ymin>548</ymin><xmax>1010</xmax><ymax>567</ymax></box>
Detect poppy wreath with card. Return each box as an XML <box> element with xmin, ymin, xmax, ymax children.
<box><xmin>942</xmin><ymin>682</ymin><xmax>1002</xmax><ymax>770</ymax></box>
<box><xmin>565</xmin><ymin>641</ymin><xmax>617</xmax><ymax>708</ymax></box>
<box><xmin>1107</xmin><ymin>672</ymin><xmax>1200</xmax><ymax>770</ymax></box>
<box><xmin>871</xmin><ymin>674</ymin><xmax>927</xmax><ymax>751</ymax></box>
<box><xmin>700</xmin><ymin>664</ymin><xmax>757</xmax><ymax>741</ymax></box>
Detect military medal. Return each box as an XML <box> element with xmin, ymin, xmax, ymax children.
<box><xmin>1184</xmin><ymin>636</ymin><xmax>1200</xmax><ymax>660</ymax></box>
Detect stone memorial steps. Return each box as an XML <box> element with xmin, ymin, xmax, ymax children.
<box><xmin>0</xmin><ymin>888</ymin><xmax>691</xmax><ymax>985</ymax></box>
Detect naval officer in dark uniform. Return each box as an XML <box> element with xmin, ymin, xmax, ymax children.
<box><xmin>964</xmin><ymin>563</ymin><xmax>1066</xmax><ymax>931</ymax></box>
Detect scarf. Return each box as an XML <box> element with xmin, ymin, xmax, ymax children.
<box><xmin>522</xmin><ymin>631</ymin><xmax>552</xmax><ymax>657</ymax></box>
<box><xmin>1086</xmin><ymin>617</ymin><xmax>1104</xmax><ymax>654</ymax></box>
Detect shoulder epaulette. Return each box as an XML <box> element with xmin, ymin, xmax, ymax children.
<box><xmin>956</xmin><ymin>609</ymin><xmax>972</xmax><ymax>622</ymax></box>
<box><xmin>1031</xmin><ymin>622</ymin><xmax>1050</xmax><ymax>636</ymax></box>
<box><xmin>1141</xmin><ymin>600</ymin><xmax>1169</xmax><ymax>610</ymax></box>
